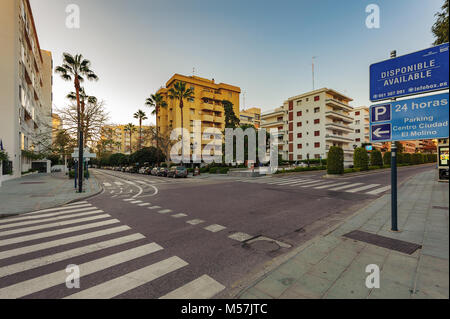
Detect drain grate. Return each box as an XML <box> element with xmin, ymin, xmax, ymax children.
<box><xmin>432</xmin><ymin>206</ymin><xmax>449</xmax><ymax>211</ymax></box>
<box><xmin>343</xmin><ymin>230</ymin><xmax>422</xmax><ymax>255</ymax></box>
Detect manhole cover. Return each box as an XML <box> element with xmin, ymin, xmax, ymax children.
<box><xmin>343</xmin><ymin>230</ymin><xmax>422</xmax><ymax>255</ymax></box>
<box><xmin>248</xmin><ymin>240</ymin><xmax>280</xmax><ymax>252</ymax></box>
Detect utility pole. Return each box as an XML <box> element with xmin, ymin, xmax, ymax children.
<box><xmin>390</xmin><ymin>50</ymin><xmax>398</xmax><ymax>232</ymax></box>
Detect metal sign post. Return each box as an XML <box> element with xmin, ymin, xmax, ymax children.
<box><xmin>391</xmin><ymin>143</ymin><xmax>398</xmax><ymax>231</ymax></box>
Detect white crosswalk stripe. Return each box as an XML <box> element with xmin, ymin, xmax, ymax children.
<box><xmin>314</xmin><ymin>182</ymin><xmax>348</xmax><ymax>189</ymax></box>
<box><xmin>114</xmin><ymin>182</ymin><xmax>123</xmax><ymax>186</ymax></box>
<box><xmin>64</xmin><ymin>201</ymin><xmax>88</xmax><ymax>206</ymax></box>
<box><xmin>345</xmin><ymin>184</ymin><xmax>380</xmax><ymax>193</ymax></box>
<box><xmin>159</xmin><ymin>275</ymin><xmax>225</xmax><ymax>299</ymax></box>
<box><xmin>22</xmin><ymin>203</ymin><xmax>92</xmax><ymax>215</ymax></box>
<box><xmin>0</xmin><ymin>206</ymin><xmax>98</xmax><ymax>224</ymax></box>
<box><xmin>366</xmin><ymin>185</ymin><xmax>391</xmax><ymax>195</ymax></box>
<box><xmin>328</xmin><ymin>183</ymin><xmax>363</xmax><ymax>191</ymax></box>
<box><xmin>65</xmin><ymin>256</ymin><xmax>188</xmax><ymax>299</ymax></box>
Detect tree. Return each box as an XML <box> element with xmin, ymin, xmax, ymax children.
<box><xmin>327</xmin><ymin>146</ymin><xmax>344</xmax><ymax>175</ymax></box>
<box><xmin>432</xmin><ymin>0</ymin><xmax>449</xmax><ymax>45</ymax></box>
<box><xmin>55</xmin><ymin>53</ymin><xmax>98</xmax><ymax>193</ymax></box>
<box><xmin>109</xmin><ymin>153</ymin><xmax>128</xmax><ymax>166</ymax></box>
<box><xmin>53</xmin><ymin>129</ymin><xmax>76</xmax><ymax>164</ymax></box>
<box><xmin>354</xmin><ymin>147</ymin><xmax>369</xmax><ymax>171</ymax></box>
<box><xmin>133</xmin><ymin>110</ymin><xmax>147</xmax><ymax>150</ymax></box>
<box><xmin>124</xmin><ymin>123</ymin><xmax>137</xmax><ymax>154</ymax></box>
<box><xmin>168</xmin><ymin>81</ymin><xmax>194</xmax><ymax>163</ymax></box>
<box><xmin>129</xmin><ymin>147</ymin><xmax>163</xmax><ymax>166</ymax></box>
<box><xmin>223</xmin><ymin>100</ymin><xmax>240</xmax><ymax>128</ymax></box>
<box><xmin>145</xmin><ymin>93</ymin><xmax>167</xmax><ymax>163</ymax></box>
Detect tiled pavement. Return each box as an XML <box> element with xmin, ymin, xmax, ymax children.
<box><xmin>237</xmin><ymin>169</ymin><xmax>449</xmax><ymax>299</ymax></box>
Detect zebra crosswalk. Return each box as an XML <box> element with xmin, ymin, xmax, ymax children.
<box><xmin>0</xmin><ymin>202</ymin><xmax>225</xmax><ymax>299</ymax></box>
<box><xmin>235</xmin><ymin>177</ymin><xmax>390</xmax><ymax>196</ymax></box>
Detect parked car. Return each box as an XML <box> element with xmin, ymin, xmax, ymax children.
<box><xmin>157</xmin><ymin>167</ymin><xmax>168</xmax><ymax>177</ymax></box>
<box><xmin>144</xmin><ymin>167</ymin><xmax>152</xmax><ymax>175</ymax></box>
<box><xmin>139</xmin><ymin>167</ymin><xmax>147</xmax><ymax>174</ymax></box>
<box><xmin>167</xmin><ymin>166</ymin><xmax>188</xmax><ymax>178</ymax></box>
<box><xmin>151</xmin><ymin>167</ymin><xmax>159</xmax><ymax>176</ymax></box>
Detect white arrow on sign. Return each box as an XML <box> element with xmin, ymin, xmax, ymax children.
<box><xmin>373</xmin><ymin>127</ymin><xmax>390</xmax><ymax>138</ymax></box>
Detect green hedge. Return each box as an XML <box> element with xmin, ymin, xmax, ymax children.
<box><xmin>276</xmin><ymin>166</ymin><xmax>326</xmax><ymax>174</ymax></box>
<box><xmin>383</xmin><ymin>151</ymin><xmax>391</xmax><ymax>166</ymax></box>
<box><xmin>68</xmin><ymin>170</ymin><xmax>90</xmax><ymax>179</ymax></box>
<box><xmin>327</xmin><ymin>146</ymin><xmax>344</xmax><ymax>175</ymax></box>
<box><xmin>354</xmin><ymin>148</ymin><xmax>369</xmax><ymax>171</ymax></box>
<box><xmin>370</xmin><ymin>149</ymin><xmax>383</xmax><ymax>167</ymax></box>
<box><xmin>209</xmin><ymin>167</ymin><xmax>218</xmax><ymax>174</ymax></box>
<box><xmin>219</xmin><ymin>167</ymin><xmax>229</xmax><ymax>174</ymax></box>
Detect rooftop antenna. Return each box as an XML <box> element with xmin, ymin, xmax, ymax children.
<box><xmin>312</xmin><ymin>56</ymin><xmax>317</xmax><ymax>90</ymax></box>
<box><xmin>242</xmin><ymin>91</ymin><xmax>246</xmax><ymax>110</ymax></box>
<box><xmin>192</xmin><ymin>67</ymin><xmax>195</xmax><ymax>76</ymax></box>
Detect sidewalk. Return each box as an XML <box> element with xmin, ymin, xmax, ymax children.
<box><xmin>237</xmin><ymin>169</ymin><xmax>449</xmax><ymax>299</ymax></box>
<box><xmin>0</xmin><ymin>172</ymin><xmax>102</xmax><ymax>217</ymax></box>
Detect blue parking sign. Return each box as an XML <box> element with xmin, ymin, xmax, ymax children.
<box><xmin>371</xmin><ymin>104</ymin><xmax>391</xmax><ymax>123</ymax></box>
<box><xmin>371</xmin><ymin>123</ymin><xmax>391</xmax><ymax>141</ymax></box>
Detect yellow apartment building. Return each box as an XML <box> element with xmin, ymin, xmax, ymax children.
<box><xmin>156</xmin><ymin>74</ymin><xmax>241</xmax><ymax>154</ymax></box>
<box><xmin>0</xmin><ymin>0</ymin><xmax>53</xmax><ymax>177</ymax></box>
<box><xmin>240</xmin><ymin>107</ymin><xmax>261</xmax><ymax>128</ymax></box>
<box><xmin>51</xmin><ymin>113</ymin><xmax>62</xmax><ymax>143</ymax></box>
<box><xmin>101</xmin><ymin>124</ymin><xmax>156</xmax><ymax>155</ymax></box>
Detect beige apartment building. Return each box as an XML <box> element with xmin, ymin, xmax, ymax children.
<box><xmin>261</xmin><ymin>107</ymin><xmax>288</xmax><ymax>160</ymax></box>
<box><xmin>0</xmin><ymin>0</ymin><xmax>53</xmax><ymax>178</ymax></box>
<box><xmin>101</xmin><ymin>124</ymin><xmax>156</xmax><ymax>154</ymax></box>
<box><xmin>350</xmin><ymin>107</ymin><xmax>370</xmax><ymax>147</ymax></box>
<box><xmin>240</xmin><ymin>107</ymin><xmax>261</xmax><ymax>128</ymax></box>
<box><xmin>157</xmin><ymin>74</ymin><xmax>241</xmax><ymax>155</ymax></box>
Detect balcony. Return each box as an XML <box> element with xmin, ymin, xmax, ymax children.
<box><xmin>261</xmin><ymin>119</ymin><xmax>284</xmax><ymax>128</ymax></box>
<box><xmin>325</xmin><ymin>111</ymin><xmax>353</xmax><ymax>123</ymax></box>
<box><xmin>325</xmin><ymin>134</ymin><xmax>353</xmax><ymax>143</ymax></box>
<box><xmin>201</xmin><ymin>90</ymin><xmax>224</xmax><ymax>101</ymax></box>
<box><xmin>201</xmin><ymin>103</ymin><xmax>214</xmax><ymax>111</ymax></box>
<box><xmin>202</xmin><ymin>114</ymin><xmax>214</xmax><ymax>122</ymax></box>
<box><xmin>325</xmin><ymin>122</ymin><xmax>354</xmax><ymax>133</ymax></box>
<box><xmin>325</xmin><ymin>98</ymin><xmax>353</xmax><ymax>112</ymax></box>
<box><xmin>326</xmin><ymin>145</ymin><xmax>354</xmax><ymax>154</ymax></box>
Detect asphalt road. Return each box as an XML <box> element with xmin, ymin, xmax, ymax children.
<box><xmin>0</xmin><ymin>164</ymin><xmax>435</xmax><ymax>299</ymax></box>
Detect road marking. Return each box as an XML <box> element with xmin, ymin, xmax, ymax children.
<box><xmin>103</xmin><ymin>183</ymin><xmax>112</xmax><ymax>187</ymax></box>
<box><xmin>0</xmin><ymin>226</ymin><xmax>130</xmax><ymax>260</ymax></box>
<box><xmin>137</xmin><ymin>203</ymin><xmax>150</xmax><ymax>207</ymax></box>
<box><xmin>158</xmin><ymin>209</ymin><xmax>173</xmax><ymax>214</ymax></box>
<box><xmin>130</xmin><ymin>200</ymin><xmax>143</xmax><ymax>204</ymax></box>
<box><xmin>0</xmin><ymin>207</ymin><xmax>99</xmax><ymax>224</ymax></box>
<box><xmin>290</xmin><ymin>180</ymin><xmax>323</xmax><ymax>186</ymax></box>
<box><xmin>0</xmin><ymin>243</ymin><xmax>163</xmax><ymax>299</ymax></box>
<box><xmin>125</xmin><ymin>181</ymin><xmax>135</xmax><ymax>185</ymax></box>
<box><xmin>65</xmin><ymin>256</ymin><xmax>187</xmax><ymax>299</ymax></box>
<box><xmin>228</xmin><ymin>232</ymin><xmax>253</xmax><ymax>242</ymax></box>
<box><xmin>64</xmin><ymin>201</ymin><xmax>88</xmax><ymax>206</ymax></box>
<box><xmin>22</xmin><ymin>204</ymin><xmax>92</xmax><ymax>215</ymax></box>
<box><xmin>186</xmin><ymin>219</ymin><xmax>205</xmax><ymax>225</ymax></box>
<box><xmin>137</xmin><ymin>181</ymin><xmax>147</xmax><ymax>184</ymax></box>
<box><xmin>0</xmin><ymin>219</ymin><xmax>120</xmax><ymax>247</ymax></box>
<box><xmin>123</xmin><ymin>198</ymin><xmax>133</xmax><ymax>201</ymax></box>
<box><xmin>114</xmin><ymin>182</ymin><xmax>123</xmax><ymax>186</ymax></box>
<box><xmin>328</xmin><ymin>183</ymin><xmax>363</xmax><ymax>191</ymax></box>
<box><xmin>314</xmin><ymin>182</ymin><xmax>348</xmax><ymax>189</ymax></box>
<box><xmin>0</xmin><ymin>234</ymin><xmax>145</xmax><ymax>278</ymax></box>
<box><xmin>172</xmin><ymin>213</ymin><xmax>187</xmax><ymax>218</ymax></box>
<box><xmin>366</xmin><ymin>185</ymin><xmax>391</xmax><ymax>195</ymax></box>
<box><xmin>111</xmin><ymin>195</ymin><xmax>118</xmax><ymax>198</ymax></box>
<box><xmin>0</xmin><ymin>212</ymin><xmax>108</xmax><ymax>236</ymax></box>
<box><xmin>159</xmin><ymin>275</ymin><xmax>225</xmax><ymax>299</ymax></box>
<box><xmin>272</xmin><ymin>179</ymin><xmax>311</xmax><ymax>185</ymax></box>
<box><xmin>345</xmin><ymin>184</ymin><xmax>380</xmax><ymax>193</ymax></box>
<box><xmin>300</xmin><ymin>181</ymin><xmax>331</xmax><ymax>188</ymax></box>
<box><xmin>204</xmin><ymin>224</ymin><xmax>226</xmax><ymax>233</ymax></box>
<box><xmin>148</xmin><ymin>206</ymin><xmax>161</xmax><ymax>210</ymax></box>
<box><xmin>0</xmin><ymin>210</ymin><xmax>104</xmax><ymax>229</ymax></box>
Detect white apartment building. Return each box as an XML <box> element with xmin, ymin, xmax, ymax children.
<box><xmin>282</xmin><ymin>88</ymin><xmax>355</xmax><ymax>166</ymax></box>
<box><xmin>0</xmin><ymin>0</ymin><xmax>53</xmax><ymax>178</ymax></box>
<box><xmin>260</xmin><ymin>107</ymin><xmax>288</xmax><ymax>160</ymax></box>
<box><xmin>350</xmin><ymin>106</ymin><xmax>370</xmax><ymax>147</ymax></box>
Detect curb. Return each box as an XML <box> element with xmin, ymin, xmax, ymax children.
<box><xmin>322</xmin><ymin>163</ymin><xmax>435</xmax><ymax>179</ymax></box>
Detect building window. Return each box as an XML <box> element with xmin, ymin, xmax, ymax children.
<box><xmin>356</xmin><ymin>138</ymin><xmax>361</xmax><ymax>142</ymax></box>
<box><xmin>314</xmin><ymin>131</ymin><xmax>320</xmax><ymax>136</ymax></box>
<box><xmin>289</xmin><ymin>101</ymin><xmax>293</xmax><ymax>110</ymax></box>
<box><xmin>297</xmin><ymin>122</ymin><xmax>302</xmax><ymax>127</ymax></box>
<box><xmin>297</xmin><ymin>133</ymin><xmax>302</xmax><ymax>138</ymax></box>
<box><xmin>297</xmin><ymin>111</ymin><xmax>302</xmax><ymax>116</ymax></box>
<box><xmin>314</xmin><ymin>119</ymin><xmax>320</xmax><ymax>124</ymax></box>
<box><xmin>314</xmin><ymin>142</ymin><xmax>320</xmax><ymax>148</ymax></box>
<box><xmin>314</xmin><ymin>96</ymin><xmax>320</xmax><ymax>101</ymax></box>
<box><xmin>277</xmin><ymin>116</ymin><xmax>283</xmax><ymax>121</ymax></box>
<box><xmin>355</xmin><ymin>111</ymin><xmax>360</xmax><ymax>116</ymax></box>
<box><xmin>314</xmin><ymin>107</ymin><xmax>320</xmax><ymax>113</ymax></box>
<box><xmin>296</xmin><ymin>100</ymin><xmax>302</xmax><ymax>106</ymax></box>
<box><xmin>297</xmin><ymin>155</ymin><xmax>303</xmax><ymax>160</ymax></box>
<box><xmin>278</xmin><ymin>126</ymin><xmax>283</xmax><ymax>130</ymax></box>
<box><xmin>355</xmin><ymin>129</ymin><xmax>360</xmax><ymax>133</ymax></box>
<box><xmin>297</xmin><ymin>144</ymin><xmax>302</xmax><ymax>149</ymax></box>
<box><xmin>190</xmin><ymin>109</ymin><xmax>195</xmax><ymax>115</ymax></box>
<box><xmin>314</xmin><ymin>154</ymin><xmax>321</xmax><ymax>159</ymax></box>
<box><xmin>356</xmin><ymin>120</ymin><xmax>360</xmax><ymax>125</ymax></box>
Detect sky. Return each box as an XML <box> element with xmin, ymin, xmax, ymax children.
<box><xmin>29</xmin><ymin>0</ymin><xmax>444</xmax><ymax>127</ymax></box>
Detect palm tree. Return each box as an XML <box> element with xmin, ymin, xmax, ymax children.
<box><xmin>124</xmin><ymin>123</ymin><xmax>137</xmax><ymax>154</ymax></box>
<box><xmin>145</xmin><ymin>93</ymin><xmax>167</xmax><ymax>163</ymax></box>
<box><xmin>55</xmin><ymin>53</ymin><xmax>98</xmax><ymax>193</ymax></box>
<box><xmin>133</xmin><ymin>110</ymin><xmax>147</xmax><ymax>150</ymax></box>
<box><xmin>168</xmin><ymin>82</ymin><xmax>194</xmax><ymax>163</ymax></box>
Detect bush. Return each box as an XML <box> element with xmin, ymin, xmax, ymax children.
<box><xmin>68</xmin><ymin>170</ymin><xmax>90</xmax><ymax>179</ymax></box>
<box><xmin>370</xmin><ymin>150</ymin><xmax>383</xmax><ymax>167</ymax></box>
<box><xmin>219</xmin><ymin>167</ymin><xmax>229</xmax><ymax>174</ymax></box>
<box><xmin>327</xmin><ymin>146</ymin><xmax>344</xmax><ymax>175</ymax></box>
<box><xmin>403</xmin><ymin>153</ymin><xmax>412</xmax><ymax>165</ymax></box>
<box><xmin>354</xmin><ymin>148</ymin><xmax>369</xmax><ymax>171</ymax></box>
<box><xmin>396</xmin><ymin>153</ymin><xmax>404</xmax><ymax>164</ymax></box>
<box><xmin>412</xmin><ymin>153</ymin><xmax>423</xmax><ymax>165</ymax></box>
<box><xmin>209</xmin><ymin>167</ymin><xmax>218</xmax><ymax>174</ymax></box>
<box><xmin>199</xmin><ymin>167</ymin><xmax>209</xmax><ymax>173</ymax></box>
<box><xmin>383</xmin><ymin>151</ymin><xmax>391</xmax><ymax>166</ymax></box>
